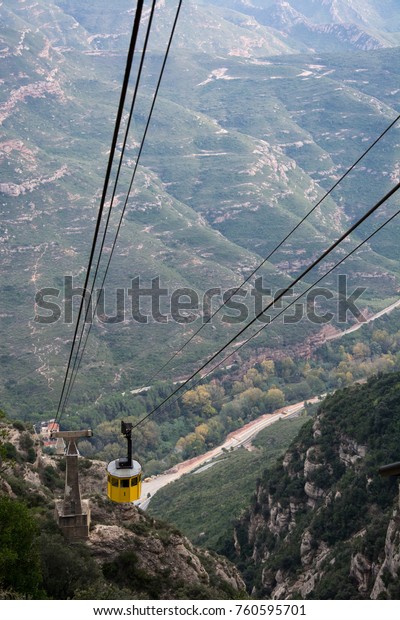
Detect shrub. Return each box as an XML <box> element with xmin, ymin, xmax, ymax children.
<box><xmin>2</xmin><ymin>442</ymin><xmax>19</xmax><ymax>462</ymax></box>
<box><xmin>0</xmin><ymin>497</ymin><xmax>42</xmax><ymax>596</ymax></box>
<box><xmin>12</xmin><ymin>421</ymin><xmax>25</xmax><ymax>432</ymax></box>
<box><xmin>40</xmin><ymin>533</ymin><xmax>100</xmax><ymax>599</ymax></box>
<box><xmin>103</xmin><ymin>550</ymin><xmax>162</xmax><ymax>598</ymax></box>
<box><xmin>19</xmin><ymin>432</ymin><xmax>34</xmax><ymax>452</ymax></box>
<box><xmin>41</xmin><ymin>465</ymin><xmax>63</xmax><ymax>491</ymax></box>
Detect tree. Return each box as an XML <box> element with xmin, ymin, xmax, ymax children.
<box><xmin>265</xmin><ymin>387</ymin><xmax>285</xmax><ymax>411</ymax></box>
<box><xmin>372</xmin><ymin>329</ymin><xmax>392</xmax><ymax>354</ymax></box>
<box><xmin>78</xmin><ymin>439</ymin><xmax>96</xmax><ymax>458</ymax></box>
<box><xmin>206</xmin><ymin>381</ymin><xmax>225</xmax><ymax>408</ymax></box>
<box><xmin>182</xmin><ymin>386</ymin><xmax>214</xmax><ymax>417</ymax></box>
<box><xmin>232</xmin><ymin>381</ymin><xmax>246</xmax><ymax>395</ymax></box>
<box><xmin>279</xmin><ymin>357</ymin><xmax>297</xmax><ymax>380</ymax></box>
<box><xmin>40</xmin><ymin>533</ymin><xmax>99</xmax><ymax>598</ymax></box>
<box><xmin>306</xmin><ymin>374</ymin><xmax>325</xmax><ymax>395</ymax></box>
<box><xmin>175</xmin><ymin>431</ymin><xmax>205</xmax><ymax>458</ymax></box>
<box><xmin>261</xmin><ymin>360</ymin><xmax>275</xmax><ymax>377</ymax></box>
<box><xmin>352</xmin><ymin>342</ymin><xmax>370</xmax><ymax>359</ymax></box>
<box><xmin>205</xmin><ymin>418</ymin><xmax>224</xmax><ymax>444</ymax></box>
<box><xmin>220</xmin><ymin>400</ymin><xmax>243</xmax><ymax>423</ymax></box>
<box><xmin>244</xmin><ymin>368</ymin><xmax>263</xmax><ymax>388</ymax></box>
<box><xmin>0</xmin><ymin>497</ymin><xmax>42</xmax><ymax>596</ymax></box>
<box><xmin>195</xmin><ymin>423</ymin><xmax>209</xmax><ymax>439</ymax></box>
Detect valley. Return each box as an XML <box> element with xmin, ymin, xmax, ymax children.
<box><xmin>0</xmin><ymin>0</ymin><xmax>400</xmax><ymax>601</ymax></box>
<box><xmin>1</xmin><ymin>0</ymin><xmax>399</xmax><ymax>419</ymax></box>
<box><xmin>137</xmin><ymin>398</ymin><xmax>316</xmax><ymax>509</ymax></box>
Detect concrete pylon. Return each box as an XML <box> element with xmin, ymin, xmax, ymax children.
<box><xmin>64</xmin><ymin>438</ymin><xmax>82</xmax><ymax>515</ymax></box>
<box><xmin>51</xmin><ymin>429</ymin><xmax>93</xmax><ymax>542</ymax></box>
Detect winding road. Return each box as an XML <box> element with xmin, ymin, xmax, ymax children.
<box><xmin>136</xmin><ymin>397</ymin><xmax>321</xmax><ymax>509</ymax></box>
<box><xmin>136</xmin><ymin>297</ymin><xmax>400</xmax><ymax>509</ymax></box>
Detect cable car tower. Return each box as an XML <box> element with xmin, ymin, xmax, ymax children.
<box><xmin>107</xmin><ymin>421</ymin><xmax>142</xmax><ymax>503</ymax></box>
<box><xmin>51</xmin><ymin>428</ymin><xmax>93</xmax><ymax>541</ymax></box>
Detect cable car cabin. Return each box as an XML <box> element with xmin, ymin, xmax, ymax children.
<box><xmin>107</xmin><ymin>459</ymin><xmax>142</xmax><ymax>503</ymax></box>
<box><xmin>107</xmin><ymin>421</ymin><xmax>142</xmax><ymax>503</ymax></box>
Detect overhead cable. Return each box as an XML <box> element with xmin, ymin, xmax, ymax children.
<box><xmin>130</xmin><ymin>181</ymin><xmax>400</xmax><ymax>430</ymax></box>
<box><xmin>58</xmin><ymin>0</ymin><xmax>183</xmax><ymax>420</ymax></box>
<box><xmin>58</xmin><ymin>0</ymin><xmax>158</xmax><ymax>418</ymax></box>
<box><xmin>55</xmin><ymin>0</ymin><xmax>145</xmax><ymax>424</ymax></box>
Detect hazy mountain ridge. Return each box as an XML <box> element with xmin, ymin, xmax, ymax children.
<box><xmin>206</xmin><ymin>0</ymin><xmax>400</xmax><ymax>50</ymax></box>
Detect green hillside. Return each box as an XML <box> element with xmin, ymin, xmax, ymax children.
<box><xmin>0</xmin><ymin>0</ymin><xmax>399</xmax><ymax>419</ymax></box>
<box><xmin>148</xmin><ymin>415</ymin><xmax>309</xmax><ymax>551</ymax></box>
<box><xmin>229</xmin><ymin>371</ymin><xmax>400</xmax><ymax>599</ymax></box>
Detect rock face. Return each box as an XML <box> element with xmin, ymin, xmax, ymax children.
<box><xmin>230</xmin><ymin>373</ymin><xmax>400</xmax><ymax>599</ymax></box>
<box><xmin>84</xmin><ymin>499</ymin><xmax>245</xmax><ymax>598</ymax></box>
<box><xmin>0</xmin><ymin>420</ymin><xmax>245</xmax><ymax>600</ymax></box>
<box><xmin>371</xmin><ymin>501</ymin><xmax>400</xmax><ymax>599</ymax></box>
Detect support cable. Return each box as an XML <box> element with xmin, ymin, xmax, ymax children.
<box><xmin>55</xmin><ymin>0</ymin><xmax>145</xmax><ymax>423</ymax></box>
<box><xmin>57</xmin><ymin>0</ymin><xmax>158</xmax><ymax>418</ymax></box>
<box><xmin>58</xmin><ymin>0</ymin><xmax>184</xmax><ymax>421</ymax></box>
<box><xmin>129</xmin><ymin>181</ymin><xmax>400</xmax><ymax>430</ymax></box>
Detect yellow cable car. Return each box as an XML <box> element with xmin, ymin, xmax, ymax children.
<box><xmin>107</xmin><ymin>421</ymin><xmax>142</xmax><ymax>503</ymax></box>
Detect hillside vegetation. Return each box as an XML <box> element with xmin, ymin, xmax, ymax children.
<box><xmin>227</xmin><ymin>371</ymin><xmax>400</xmax><ymax>599</ymax></box>
<box><xmin>0</xmin><ymin>0</ymin><xmax>399</xmax><ymax>417</ymax></box>
<box><xmin>0</xmin><ymin>409</ymin><xmax>245</xmax><ymax>599</ymax></box>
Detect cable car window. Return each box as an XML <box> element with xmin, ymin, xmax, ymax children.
<box><xmin>111</xmin><ymin>477</ymin><xmax>119</xmax><ymax>487</ymax></box>
<box><xmin>120</xmin><ymin>479</ymin><xmax>130</xmax><ymax>488</ymax></box>
<box><xmin>131</xmin><ymin>477</ymin><xmax>137</xmax><ymax>487</ymax></box>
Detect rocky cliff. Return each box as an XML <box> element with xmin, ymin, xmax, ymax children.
<box><xmin>228</xmin><ymin>372</ymin><xmax>400</xmax><ymax>599</ymax></box>
<box><xmin>0</xmin><ymin>414</ymin><xmax>245</xmax><ymax>599</ymax></box>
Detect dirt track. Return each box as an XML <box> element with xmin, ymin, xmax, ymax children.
<box><xmin>136</xmin><ymin>397</ymin><xmax>321</xmax><ymax>509</ymax></box>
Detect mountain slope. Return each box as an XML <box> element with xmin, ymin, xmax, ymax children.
<box><xmin>208</xmin><ymin>0</ymin><xmax>400</xmax><ymax>50</ymax></box>
<box><xmin>0</xmin><ymin>0</ymin><xmax>399</xmax><ymax>418</ymax></box>
<box><xmin>54</xmin><ymin>0</ymin><xmax>296</xmax><ymax>56</ymax></box>
<box><xmin>228</xmin><ymin>371</ymin><xmax>400</xmax><ymax>599</ymax></box>
<box><xmin>0</xmin><ymin>410</ymin><xmax>245</xmax><ymax>599</ymax></box>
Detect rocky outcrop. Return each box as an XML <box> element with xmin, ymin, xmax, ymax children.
<box><xmin>0</xmin><ymin>165</ymin><xmax>68</xmax><ymax>197</ymax></box>
<box><xmin>371</xmin><ymin>500</ymin><xmax>400</xmax><ymax>599</ymax></box>
<box><xmin>309</xmin><ymin>23</ymin><xmax>384</xmax><ymax>51</ymax></box>
<box><xmin>0</xmin><ymin>419</ymin><xmax>245</xmax><ymax>599</ymax></box>
<box><xmin>0</xmin><ymin>80</ymin><xmax>67</xmax><ymax>125</ymax></box>
<box><xmin>339</xmin><ymin>436</ymin><xmax>366</xmax><ymax>468</ymax></box>
<box><xmin>350</xmin><ymin>552</ymin><xmax>375</xmax><ymax>594</ymax></box>
<box><xmin>230</xmin><ymin>374</ymin><xmax>400</xmax><ymax>599</ymax></box>
<box><xmin>87</xmin><ymin>513</ymin><xmax>245</xmax><ymax>597</ymax></box>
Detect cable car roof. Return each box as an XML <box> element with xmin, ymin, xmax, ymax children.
<box><xmin>107</xmin><ymin>459</ymin><xmax>142</xmax><ymax>478</ymax></box>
